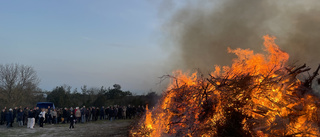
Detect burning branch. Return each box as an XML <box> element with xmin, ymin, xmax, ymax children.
<box><xmin>130</xmin><ymin>36</ymin><xmax>320</xmax><ymax>137</ymax></box>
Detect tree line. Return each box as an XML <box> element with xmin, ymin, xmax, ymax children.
<box><xmin>0</xmin><ymin>64</ymin><xmax>161</xmax><ymax>108</ymax></box>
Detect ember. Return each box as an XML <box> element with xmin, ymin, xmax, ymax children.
<box><xmin>130</xmin><ymin>35</ymin><xmax>320</xmax><ymax>137</ymax></box>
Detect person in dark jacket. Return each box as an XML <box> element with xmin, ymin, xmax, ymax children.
<box><xmin>95</xmin><ymin>107</ymin><xmax>99</xmax><ymax>121</ymax></box>
<box><xmin>6</xmin><ymin>108</ymin><xmax>13</xmax><ymax>128</ymax></box>
<box><xmin>105</xmin><ymin>107</ymin><xmax>109</xmax><ymax>120</ymax></box>
<box><xmin>62</xmin><ymin>108</ymin><xmax>67</xmax><ymax>124</ymax></box>
<box><xmin>23</xmin><ymin>107</ymin><xmax>29</xmax><ymax>125</ymax></box>
<box><xmin>108</xmin><ymin>107</ymin><xmax>115</xmax><ymax>121</ymax></box>
<box><xmin>0</xmin><ymin>109</ymin><xmax>6</xmax><ymax>125</ymax></box>
<box><xmin>69</xmin><ymin>111</ymin><xmax>75</xmax><ymax>130</ymax></box>
<box><xmin>117</xmin><ymin>106</ymin><xmax>123</xmax><ymax>119</ymax></box>
<box><xmin>85</xmin><ymin>108</ymin><xmax>90</xmax><ymax>122</ymax></box>
<box><xmin>92</xmin><ymin>107</ymin><xmax>96</xmax><ymax>121</ymax></box>
<box><xmin>27</xmin><ymin>109</ymin><xmax>35</xmax><ymax>128</ymax></box>
<box><xmin>17</xmin><ymin>109</ymin><xmax>23</xmax><ymax>126</ymax></box>
<box><xmin>100</xmin><ymin>106</ymin><xmax>105</xmax><ymax>120</ymax></box>
<box><xmin>35</xmin><ymin>107</ymin><xmax>40</xmax><ymax>125</ymax></box>
<box><xmin>13</xmin><ymin>107</ymin><xmax>17</xmax><ymax>123</ymax></box>
<box><xmin>81</xmin><ymin>106</ymin><xmax>86</xmax><ymax>123</ymax></box>
<box><xmin>47</xmin><ymin>106</ymin><xmax>52</xmax><ymax>124</ymax></box>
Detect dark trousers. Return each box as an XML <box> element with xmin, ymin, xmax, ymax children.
<box><xmin>40</xmin><ymin>117</ymin><xmax>44</xmax><ymax>127</ymax></box>
<box><xmin>69</xmin><ymin>121</ymin><xmax>74</xmax><ymax>129</ymax></box>
<box><xmin>100</xmin><ymin>115</ymin><xmax>104</xmax><ymax>120</ymax></box>
<box><xmin>0</xmin><ymin>119</ymin><xmax>4</xmax><ymax>125</ymax></box>
<box><xmin>6</xmin><ymin>121</ymin><xmax>12</xmax><ymax>128</ymax></box>
<box><xmin>47</xmin><ymin>115</ymin><xmax>52</xmax><ymax>124</ymax></box>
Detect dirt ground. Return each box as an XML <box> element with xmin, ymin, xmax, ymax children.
<box><xmin>0</xmin><ymin>119</ymin><xmax>133</xmax><ymax>137</ymax></box>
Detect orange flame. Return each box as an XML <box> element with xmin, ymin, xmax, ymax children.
<box><xmin>130</xmin><ymin>35</ymin><xmax>320</xmax><ymax>137</ymax></box>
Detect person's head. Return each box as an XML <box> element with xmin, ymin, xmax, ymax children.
<box><xmin>9</xmin><ymin>108</ymin><xmax>13</xmax><ymax>112</ymax></box>
<box><xmin>20</xmin><ymin>109</ymin><xmax>23</xmax><ymax>112</ymax></box>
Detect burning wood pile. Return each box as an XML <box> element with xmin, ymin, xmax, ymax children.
<box><xmin>130</xmin><ymin>35</ymin><xmax>320</xmax><ymax>137</ymax></box>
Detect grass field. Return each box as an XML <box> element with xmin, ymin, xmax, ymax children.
<box><xmin>0</xmin><ymin>119</ymin><xmax>134</xmax><ymax>137</ymax></box>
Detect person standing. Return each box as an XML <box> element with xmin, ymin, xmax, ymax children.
<box><xmin>62</xmin><ymin>108</ymin><xmax>67</xmax><ymax>124</ymax></box>
<box><xmin>39</xmin><ymin>109</ymin><xmax>45</xmax><ymax>128</ymax></box>
<box><xmin>85</xmin><ymin>108</ymin><xmax>90</xmax><ymax>122</ymax></box>
<box><xmin>118</xmin><ymin>106</ymin><xmax>123</xmax><ymax>119</ymax></box>
<box><xmin>27</xmin><ymin>109</ymin><xmax>35</xmax><ymax>128</ymax></box>
<box><xmin>35</xmin><ymin>107</ymin><xmax>40</xmax><ymax>125</ymax></box>
<box><xmin>122</xmin><ymin>106</ymin><xmax>126</xmax><ymax>119</ymax></box>
<box><xmin>81</xmin><ymin>106</ymin><xmax>86</xmax><ymax>123</ymax></box>
<box><xmin>17</xmin><ymin>109</ymin><xmax>23</xmax><ymax>126</ymax></box>
<box><xmin>47</xmin><ymin>106</ymin><xmax>52</xmax><ymax>124</ymax></box>
<box><xmin>91</xmin><ymin>107</ymin><xmax>96</xmax><ymax>121</ymax></box>
<box><xmin>108</xmin><ymin>107</ymin><xmax>114</xmax><ymax>121</ymax></box>
<box><xmin>75</xmin><ymin>107</ymin><xmax>81</xmax><ymax>123</ymax></box>
<box><xmin>13</xmin><ymin>107</ymin><xmax>17</xmax><ymax>123</ymax></box>
<box><xmin>100</xmin><ymin>106</ymin><xmax>105</xmax><ymax>120</ymax></box>
<box><xmin>0</xmin><ymin>109</ymin><xmax>5</xmax><ymax>125</ymax></box>
<box><xmin>6</xmin><ymin>108</ymin><xmax>13</xmax><ymax>128</ymax></box>
<box><xmin>69</xmin><ymin>111</ymin><xmax>75</xmax><ymax>130</ymax></box>
<box><xmin>23</xmin><ymin>107</ymin><xmax>29</xmax><ymax>125</ymax></box>
<box><xmin>51</xmin><ymin>109</ymin><xmax>57</xmax><ymax>124</ymax></box>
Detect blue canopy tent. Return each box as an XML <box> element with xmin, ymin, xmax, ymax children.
<box><xmin>36</xmin><ymin>102</ymin><xmax>55</xmax><ymax>109</ymax></box>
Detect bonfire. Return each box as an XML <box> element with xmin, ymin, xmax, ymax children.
<box><xmin>130</xmin><ymin>35</ymin><xmax>320</xmax><ymax>137</ymax></box>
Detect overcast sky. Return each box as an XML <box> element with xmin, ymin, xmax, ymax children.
<box><xmin>0</xmin><ymin>1</ymin><xmax>173</xmax><ymax>94</ymax></box>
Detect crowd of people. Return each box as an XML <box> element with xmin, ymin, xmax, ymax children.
<box><xmin>1</xmin><ymin>105</ymin><xmax>146</xmax><ymax>130</ymax></box>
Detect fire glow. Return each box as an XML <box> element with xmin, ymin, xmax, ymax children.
<box><xmin>131</xmin><ymin>35</ymin><xmax>320</xmax><ymax>137</ymax></box>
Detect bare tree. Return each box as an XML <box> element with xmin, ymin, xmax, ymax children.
<box><xmin>0</xmin><ymin>64</ymin><xmax>40</xmax><ymax>106</ymax></box>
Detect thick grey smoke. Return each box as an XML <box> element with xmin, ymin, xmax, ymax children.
<box><xmin>162</xmin><ymin>0</ymin><xmax>320</xmax><ymax>73</ymax></box>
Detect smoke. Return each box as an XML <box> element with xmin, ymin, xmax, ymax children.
<box><xmin>161</xmin><ymin>0</ymin><xmax>320</xmax><ymax>73</ymax></box>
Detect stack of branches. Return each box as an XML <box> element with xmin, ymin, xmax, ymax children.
<box><xmin>130</xmin><ymin>64</ymin><xmax>320</xmax><ymax>137</ymax></box>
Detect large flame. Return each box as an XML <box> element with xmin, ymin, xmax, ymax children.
<box><xmin>131</xmin><ymin>35</ymin><xmax>320</xmax><ymax>137</ymax></box>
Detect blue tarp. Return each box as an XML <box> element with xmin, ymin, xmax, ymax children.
<box><xmin>36</xmin><ymin>102</ymin><xmax>55</xmax><ymax>109</ymax></box>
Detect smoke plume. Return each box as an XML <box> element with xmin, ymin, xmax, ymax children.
<box><xmin>162</xmin><ymin>0</ymin><xmax>320</xmax><ymax>73</ymax></box>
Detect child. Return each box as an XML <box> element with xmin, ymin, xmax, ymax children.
<box><xmin>69</xmin><ymin>111</ymin><xmax>75</xmax><ymax>130</ymax></box>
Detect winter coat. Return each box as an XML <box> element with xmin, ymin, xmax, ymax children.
<box><xmin>51</xmin><ymin>111</ymin><xmax>57</xmax><ymax>118</ymax></box>
<box><xmin>63</xmin><ymin>109</ymin><xmax>68</xmax><ymax>118</ymax></box>
<box><xmin>75</xmin><ymin>109</ymin><xmax>81</xmax><ymax>118</ymax></box>
<box><xmin>100</xmin><ymin>108</ymin><xmax>105</xmax><ymax>116</ymax></box>
<box><xmin>6</xmin><ymin>111</ymin><xmax>13</xmax><ymax>122</ymax></box>
<box><xmin>17</xmin><ymin>112</ymin><xmax>23</xmax><ymax>121</ymax></box>
<box><xmin>108</xmin><ymin>109</ymin><xmax>115</xmax><ymax>117</ymax></box>
<box><xmin>13</xmin><ymin>109</ymin><xmax>17</xmax><ymax>118</ymax></box>
<box><xmin>69</xmin><ymin>114</ymin><xmax>75</xmax><ymax>123</ymax></box>
<box><xmin>28</xmin><ymin>111</ymin><xmax>35</xmax><ymax>118</ymax></box>
<box><xmin>39</xmin><ymin>111</ymin><xmax>46</xmax><ymax>121</ymax></box>
<box><xmin>1</xmin><ymin>111</ymin><xmax>5</xmax><ymax>121</ymax></box>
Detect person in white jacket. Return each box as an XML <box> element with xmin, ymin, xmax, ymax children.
<box><xmin>39</xmin><ymin>109</ymin><xmax>45</xmax><ymax>128</ymax></box>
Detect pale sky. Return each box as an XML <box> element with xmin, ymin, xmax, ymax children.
<box><xmin>0</xmin><ymin>1</ymin><xmax>172</xmax><ymax>94</ymax></box>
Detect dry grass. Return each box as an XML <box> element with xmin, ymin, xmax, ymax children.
<box><xmin>0</xmin><ymin>119</ymin><xmax>133</xmax><ymax>137</ymax></box>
